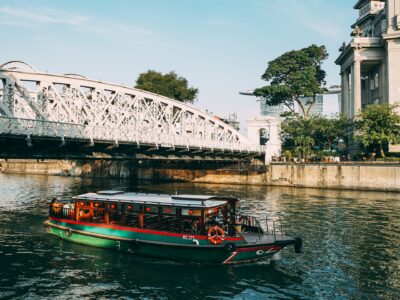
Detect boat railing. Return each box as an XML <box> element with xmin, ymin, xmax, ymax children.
<box><xmin>235</xmin><ymin>215</ymin><xmax>264</xmax><ymax>240</ymax></box>
<box><xmin>236</xmin><ymin>214</ymin><xmax>284</xmax><ymax>240</ymax></box>
<box><xmin>235</xmin><ymin>215</ymin><xmax>263</xmax><ymax>232</ymax></box>
<box><xmin>49</xmin><ymin>204</ymin><xmax>75</xmax><ymax>219</ymax></box>
<box><xmin>260</xmin><ymin>215</ymin><xmax>284</xmax><ymax>238</ymax></box>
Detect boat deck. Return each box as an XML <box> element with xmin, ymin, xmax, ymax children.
<box><xmin>241</xmin><ymin>232</ymin><xmax>295</xmax><ymax>245</ymax></box>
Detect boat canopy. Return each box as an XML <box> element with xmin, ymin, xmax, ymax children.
<box><xmin>72</xmin><ymin>191</ymin><xmax>236</xmax><ymax>208</ymax></box>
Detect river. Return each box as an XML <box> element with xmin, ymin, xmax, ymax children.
<box><xmin>0</xmin><ymin>173</ymin><xmax>399</xmax><ymax>299</ymax></box>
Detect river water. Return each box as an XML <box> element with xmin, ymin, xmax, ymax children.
<box><xmin>0</xmin><ymin>173</ymin><xmax>399</xmax><ymax>299</ymax></box>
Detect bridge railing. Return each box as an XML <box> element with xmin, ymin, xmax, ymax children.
<box><xmin>87</xmin><ymin>125</ymin><xmax>262</xmax><ymax>152</ymax></box>
<box><xmin>0</xmin><ymin>116</ymin><xmax>85</xmax><ymax>139</ymax></box>
<box><xmin>0</xmin><ymin>116</ymin><xmax>262</xmax><ymax>153</ymax></box>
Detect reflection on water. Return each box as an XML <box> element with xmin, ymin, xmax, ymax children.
<box><xmin>0</xmin><ymin>173</ymin><xmax>399</xmax><ymax>299</ymax></box>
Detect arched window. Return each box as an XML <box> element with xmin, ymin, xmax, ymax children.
<box><xmin>259</xmin><ymin>128</ymin><xmax>269</xmax><ymax>145</ymax></box>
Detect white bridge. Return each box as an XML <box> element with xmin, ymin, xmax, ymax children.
<box><xmin>0</xmin><ymin>61</ymin><xmax>262</xmax><ymax>159</ymax></box>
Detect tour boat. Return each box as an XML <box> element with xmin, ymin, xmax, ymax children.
<box><xmin>44</xmin><ymin>191</ymin><xmax>302</xmax><ymax>264</ymax></box>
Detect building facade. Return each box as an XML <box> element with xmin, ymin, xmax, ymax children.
<box><xmin>335</xmin><ymin>0</ymin><xmax>400</xmax><ymax>117</ymax></box>
<box><xmin>241</xmin><ymin>89</ymin><xmax>340</xmax><ymax>163</ymax></box>
<box><xmin>240</xmin><ymin>90</ymin><xmax>285</xmax><ymax>163</ymax></box>
<box><xmin>260</xmin><ymin>99</ymin><xmax>286</xmax><ymax>117</ymax></box>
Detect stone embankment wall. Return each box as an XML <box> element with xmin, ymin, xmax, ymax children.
<box><xmin>1</xmin><ymin>159</ymin><xmax>400</xmax><ymax>192</ymax></box>
<box><xmin>268</xmin><ymin>163</ymin><xmax>400</xmax><ymax>192</ymax></box>
<box><xmin>0</xmin><ymin>159</ymin><xmax>134</xmax><ymax>178</ymax></box>
<box><xmin>137</xmin><ymin>168</ymin><xmax>268</xmax><ymax>185</ymax></box>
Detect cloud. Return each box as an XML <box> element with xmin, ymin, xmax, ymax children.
<box><xmin>0</xmin><ymin>6</ymin><xmax>89</xmax><ymax>26</ymax></box>
<box><xmin>0</xmin><ymin>6</ymin><xmax>155</xmax><ymax>39</ymax></box>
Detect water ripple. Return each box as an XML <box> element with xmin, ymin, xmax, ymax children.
<box><xmin>0</xmin><ymin>174</ymin><xmax>399</xmax><ymax>299</ymax></box>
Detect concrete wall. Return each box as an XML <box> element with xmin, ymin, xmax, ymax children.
<box><xmin>137</xmin><ymin>168</ymin><xmax>268</xmax><ymax>185</ymax></box>
<box><xmin>268</xmin><ymin>163</ymin><xmax>400</xmax><ymax>192</ymax></box>
<box><xmin>0</xmin><ymin>159</ymin><xmax>134</xmax><ymax>178</ymax></box>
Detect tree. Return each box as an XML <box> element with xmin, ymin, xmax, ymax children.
<box><xmin>354</xmin><ymin>104</ymin><xmax>400</xmax><ymax>158</ymax></box>
<box><xmin>312</xmin><ymin>114</ymin><xmax>353</xmax><ymax>152</ymax></box>
<box><xmin>135</xmin><ymin>70</ymin><xmax>199</xmax><ymax>103</ymax></box>
<box><xmin>254</xmin><ymin>45</ymin><xmax>328</xmax><ymax>119</ymax></box>
<box><xmin>281</xmin><ymin>114</ymin><xmax>353</xmax><ymax>160</ymax></box>
<box><xmin>281</xmin><ymin>116</ymin><xmax>315</xmax><ymax>160</ymax></box>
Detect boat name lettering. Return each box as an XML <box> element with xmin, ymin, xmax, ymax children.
<box><xmin>182</xmin><ymin>235</ymin><xmax>195</xmax><ymax>240</ymax></box>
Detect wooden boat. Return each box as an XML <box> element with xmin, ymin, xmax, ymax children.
<box><xmin>44</xmin><ymin>191</ymin><xmax>302</xmax><ymax>264</ymax></box>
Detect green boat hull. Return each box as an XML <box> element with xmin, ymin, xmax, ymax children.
<box><xmin>45</xmin><ymin>218</ymin><xmax>289</xmax><ymax>264</ymax></box>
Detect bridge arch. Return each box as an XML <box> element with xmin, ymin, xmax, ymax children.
<box><xmin>0</xmin><ymin>61</ymin><xmax>260</xmax><ymax>154</ymax></box>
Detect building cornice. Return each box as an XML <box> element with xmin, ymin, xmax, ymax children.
<box><xmin>351</xmin><ymin>14</ymin><xmax>377</xmax><ymax>28</ymax></box>
<box><xmin>382</xmin><ymin>32</ymin><xmax>400</xmax><ymax>40</ymax></box>
<box><xmin>335</xmin><ymin>37</ymin><xmax>383</xmax><ymax>65</ymax></box>
<box><xmin>354</xmin><ymin>0</ymin><xmax>384</xmax><ymax>9</ymax></box>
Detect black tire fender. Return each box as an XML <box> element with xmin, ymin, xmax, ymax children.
<box><xmin>294</xmin><ymin>237</ymin><xmax>303</xmax><ymax>253</ymax></box>
<box><xmin>64</xmin><ymin>228</ymin><xmax>72</xmax><ymax>237</ymax></box>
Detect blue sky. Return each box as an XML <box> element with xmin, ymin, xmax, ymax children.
<box><xmin>0</xmin><ymin>0</ymin><xmax>357</xmax><ymax>130</ymax></box>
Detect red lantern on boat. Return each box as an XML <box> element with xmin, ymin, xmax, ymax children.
<box><xmin>165</xmin><ymin>208</ymin><xmax>171</xmax><ymax>213</ymax></box>
<box><xmin>110</xmin><ymin>204</ymin><xmax>116</xmax><ymax>209</ymax></box>
<box><xmin>146</xmin><ymin>207</ymin><xmax>151</xmax><ymax>212</ymax></box>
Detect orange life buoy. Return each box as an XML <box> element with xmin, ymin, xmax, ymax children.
<box><xmin>207</xmin><ymin>226</ymin><xmax>225</xmax><ymax>245</ymax></box>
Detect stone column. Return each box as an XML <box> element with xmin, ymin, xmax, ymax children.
<box><xmin>340</xmin><ymin>72</ymin><xmax>345</xmax><ymax>114</ymax></box>
<box><xmin>386</xmin><ymin>39</ymin><xmax>400</xmax><ymax>106</ymax></box>
<box><xmin>386</xmin><ymin>0</ymin><xmax>400</xmax><ymax>34</ymax></box>
<box><xmin>341</xmin><ymin>69</ymin><xmax>350</xmax><ymax>116</ymax></box>
<box><xmin>351</xmin><ymin>60</ymin><xmax>362</xmax><ymax>117</ymax></box>
<box><xmin>379</xmin><ymin>59</ymin><xmax>387</xmax><ymax>103</ymax></box>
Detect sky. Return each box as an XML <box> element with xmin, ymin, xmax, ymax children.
<box><xmin>0</xmin><ymin>0</ymin><xmax>357</xmax><ymax>133</ymax></box>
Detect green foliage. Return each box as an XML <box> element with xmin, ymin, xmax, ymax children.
<box><xmin>281</xmin><ymin>116</ymin><xmax>315</xmax><ymax>159</ymax></box>
<box><xmin>281</xmin><ymin>114</ymin><xmax>353</xmax><ymax>160</ymax></box>
<box><xmin>254</xmin><ymin>44</ymin><xmax>328</xmax><ymax>118</ymax></box>
<box><xmin>283</xmin><ymin>150</ymin><xmax>292</xmax><ymax>161</ymax></box>
<box><xmin>354</xmin><ymin>104</ymin><xmax>400</xmax><ymax>158</ymax></box>
<box><xmin>135</xmin><ymin>70</ymin><xmax>199</xmax><ymax>103</ymax></box>
<box><xmin>312</xmin><ymin>114</ymin><xmax>353</xmax><ymax>151</ymax></box>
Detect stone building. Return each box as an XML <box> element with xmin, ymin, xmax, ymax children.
<box><xmin>241</xmin><ymin>89</ymin><xmax>340</xmax><ymax>163</ymax></box>
<box><xmin>335</xmin><ymin>0</ymin><xmax>400</xmax><ymax>117</ymax></box>
<box><xmin>240</xmin><ymin>90</ymin><xmax>284</xmax><ymax>163</ymax></box>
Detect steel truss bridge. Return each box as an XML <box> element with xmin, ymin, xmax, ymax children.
<box><xmin>0</xmin><ymin>61</ymin><xmax>263</xmax><ymax>161</ymax></box>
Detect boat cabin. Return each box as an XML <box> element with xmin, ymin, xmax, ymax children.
<box><xmin>49</xmin><ymin>191</ymin><xmax>244</xmax><ymax>236</ymax></box>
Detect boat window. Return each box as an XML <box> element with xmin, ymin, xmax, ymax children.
<box><xmin>125</xmin><ymin>204</ymin><xmax>140</xmax><ymax>227</ymax></box>
<box><xmin>158</xmin><ymin>207</ymin><xmax>179</xmax><ymax>232</ymax></box>
<box><xmin>92</xmin><ymin>202</ymin><xmax>105</xmax><ymax>223</ymax></box>
<box><xmin>109</xmin><ymin>203</ymin><xmax>122</xmax><ymax>224</ymax></box>
<box><xmin>181</xmin><ymin>208</ymin><xmax>201</xmax><ymax>216</ymax></box>
<box><xmin>143</xmin><ymin>205</ymin><xmax>159</xmax><ymax>229</ymax></box>
<box><xmin>162</xmin><ymin>207</ymin><xmax>176</xmax><ymax>215</ymax></box>
<box><xmin>181</xmin><ymin>215</ymin><xmax>202</xmax><ymax>234</ymax></box>
<box><xmin>49</xmin><ymin>198</ymin><xmax>75</xmax><ymax>219</ymax></box>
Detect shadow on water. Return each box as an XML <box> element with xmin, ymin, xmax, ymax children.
<box><xmin>0</xmin><ymin>173</ymin><xmax>399</xmax><ymax>299</ymax></box>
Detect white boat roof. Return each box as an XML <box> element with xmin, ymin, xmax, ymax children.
<box><xmin>72</xmin><ymin>191</ymin><xmax>235</xmax><ymax>208</ymax></box>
